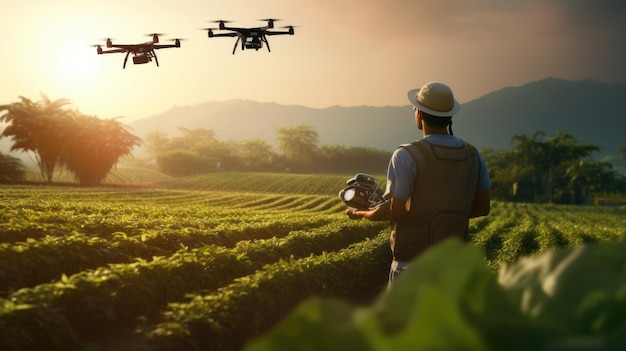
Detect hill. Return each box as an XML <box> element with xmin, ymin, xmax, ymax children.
<box><xmin>128</xmin><ymin>100</ymin><xmax>413</xmax><ymax>152</ymax></box>
<box><xmin>127</xmin><ymin>78</ymin><xmax>626</xmax><ymax>158</ymax></box>
<box><xmin>453</xmin><ymin>78</ymin><xmax>626</xmax><ymax>154</ymax></box>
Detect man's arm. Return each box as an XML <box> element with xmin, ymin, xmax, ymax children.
<box><xmin>469</xmin><ymin>189</ymin><xmax>490</xmax><ymax>218</ymax></box>
<box><xmin>345</xmin><ymin>197</ymin><xmax>408</xmax><ymax>221</ymax></box>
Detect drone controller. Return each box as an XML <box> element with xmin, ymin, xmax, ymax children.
<box><xmin>338</xmin><ymin>173</ymin><xmax>386</xmax><ymax>210</ymax></box>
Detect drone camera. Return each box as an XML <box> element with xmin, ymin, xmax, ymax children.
<box><xmin>339</xmin><ymin>173</ymin><xmax>386</xmax><ymax>210</ymax></box>
<box><xmin>245</xmin><ymin>37</ymin><xmax>263</xmax><ymax>50</ymax></box>
<box><xmin>133</xmin><ymin>55</ymin><xmax>151</xmax><ymax>65</ymax></box>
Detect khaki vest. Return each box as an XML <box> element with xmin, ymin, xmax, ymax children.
<box><xmin>390</xmin><ymin>139</ymin><xmax>480</xmax><ymax>261</ymax></box>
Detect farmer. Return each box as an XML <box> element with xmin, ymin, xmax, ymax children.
<box><xmin>345</xmin><ymin>82</ymin><xmax>491</xmax><ymax>287</ymax></box>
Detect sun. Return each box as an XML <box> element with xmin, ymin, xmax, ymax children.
<box><xmin>56</xmin><ymin>39</ymin><xmax>101</xmax><ymax>84</ymax></box>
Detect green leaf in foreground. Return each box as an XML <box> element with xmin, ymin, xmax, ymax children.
<box><xmin>246</xmin><ymin>237</ymin><xmax>626</xmax><ymax>351</ymax></box>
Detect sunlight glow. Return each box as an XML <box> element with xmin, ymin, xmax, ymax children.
<box><xmin>56</xmin><ymin>40</ymin><xmax>101</xmax><ymax>84</ymax></box>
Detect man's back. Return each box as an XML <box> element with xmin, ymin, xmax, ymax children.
<box><xmin>390</xmin><ymin>139</ymin><xmax>481</xmax><ymax>261</ymax></box>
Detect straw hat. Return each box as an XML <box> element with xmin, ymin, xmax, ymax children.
<box><xmin>407</xmin><ymin>82</ymin><xmax>461</xmax><ymax>117</ymax></box>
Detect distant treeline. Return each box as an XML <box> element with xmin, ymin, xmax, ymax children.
<box><xmin>483</xmin><ymin>130</ymin><xmax>626</xmax><ymax>204</ymax></box>
<box><xmin>141</xmin><ymin>125</ymin><xmax>391</xmax><ymax>176</ymax></box>
<box><xmin>141</xmin><ymin>126</ymin><xmax>626</xmax><ymax>205</ymax></box>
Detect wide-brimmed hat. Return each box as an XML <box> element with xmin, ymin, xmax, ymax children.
<box><xmin>407</xmin><ymin>82</ymin><xmax>461</xmax><ymax>117</ymax></box>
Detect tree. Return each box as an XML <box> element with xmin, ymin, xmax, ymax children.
<box><xmin>59</xmin><ymin>114</ymin><xmax>142</xmax><ymax>186</ymax></box>
<box><xmin>276</xmin><ymin>125</ymin><xmax>319</xmax><ymax>172</ymax></box>
<box><xmin>564</xmin><ymin>160</ymin><xmax>622</xmax><ymax>204</ymax></box>
<box><xmin>0</xmin><ymin>95</ymin><xmax>73</xmax><ymax>182</ymax></box>
<box><xmin>317</xmin><ymin>145</ymin><xmax>389</xmax><ymax>174</ymax></box>
<box><xmin>510</xmin><ymin>131</ymin><xmax>545</xmax><ymax>202</ymax></box>
<box><xmin>495</xmin><ymin>163</ymin><xmax>535</xmax><ymax>199</ymax></box>
<box><xmin>170</xmin><ymin>127</ymin><xmax>218</xmax><ymax>151</ymax></box>
<box><xmin>541</xmin><ymin>130</ymin><xmax>599</xmax><ymax>203</ymax></box>
<box><xmin>143</xmin><ymin>131</ymin><xmax>171</xmax><ymax>156</ymax></box>
<box><xmin>156</xmin><ymin>149</ymin><xmax>216</xmax><ymax>177</ymax></box>
<box><xmin>237</xmin><ymin>139</ymin><xmax>277</xmax><ymax>171</ymax></box>
<box><xmin>0</xmin><ymin>152</ymin><xmax>25</xmax><ymax>181</ymax></box>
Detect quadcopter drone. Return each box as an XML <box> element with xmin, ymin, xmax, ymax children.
<box><xmin>202</xmin><ymin>18</ymin><xmax>295</xmax><ymax>54</ymax></box>
<box><xmin>93</xmin><ymin>34</ymin><xmax>182</xmax><ymax>69</ymax></box>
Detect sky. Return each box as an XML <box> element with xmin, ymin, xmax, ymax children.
<box><xmin>1</xmin><ymin>0</ymin><xmax>625</xmax><ymax>123</ymax></box>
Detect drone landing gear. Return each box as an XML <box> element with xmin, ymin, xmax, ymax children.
<box><xmin>233</xmin><ymin>36</ymin><xmax>241</xmax><ymax>55</ymax></box>
<box><xmin>263</xmin><ymin>36</ymin><xmax>271</xmax><ymax>52</ymax></box>
<box><xmin>123</xmin><ymin>52</ymin><xmax>131</xmax><ymax>69</ymax></box>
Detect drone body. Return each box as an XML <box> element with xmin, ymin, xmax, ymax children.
<box><xmin>94</xmin><ymin>34</ymin><xmax>182</xmax><ymax>69</ymax></box>
<box><xmin>203</xmin><ymin>18</ymin><xmax>295</xmax><ymax>54</ymax></box>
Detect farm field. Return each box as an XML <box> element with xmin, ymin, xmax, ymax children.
<box><xmin>1</xmin><ymin>172</ymin><xmax>625</xmax><ymax>350</ymax></box>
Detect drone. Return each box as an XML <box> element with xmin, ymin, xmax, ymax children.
<box><xmin>93</xmin><ymin>34</ymin><xmax>182</xmax><ymax>69</ymax></box>
<box><xmin>203</xmin><ymin>18</ymin><xmax>295</xmax><ymax>54</ymax></box>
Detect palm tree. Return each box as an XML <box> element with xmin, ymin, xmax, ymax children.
<box><xmin>493</xmin><ymin>163</ymin><xmax>535</xmax><ymax>199</ymax></box>
<box><xmin>542</xmin><ymin>131</ymin><xmax>599</xmax><ymax>203</ymax></box>
<box><xmin>59</xmin><ymin>114</ymin><xmax>142</xmax><ymax>186</ymax></box>
<box><xmin>565</xmin><ymin>160</ymin><xmax>621</xmax><ymax>204</ymax></box>
<box><xmin>510</xmin><ymin>131</ymin><xmax>545</xmax><ymax>202</ymax></box>
<box><xmin>0</xmin><ymin>95</ymin><xmax>73</xmax><ymax>182</ymax></box>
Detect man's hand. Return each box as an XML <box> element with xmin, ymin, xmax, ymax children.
<box><xmin>344</xmin><ymin>207</ymin><xmax>363</xmax><ymax>220</ymax></box>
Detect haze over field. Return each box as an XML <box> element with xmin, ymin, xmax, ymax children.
<box><xmin>1</xmin><ymin>0</ymin><xmax>625</xmax><ymax>123</ymax></box>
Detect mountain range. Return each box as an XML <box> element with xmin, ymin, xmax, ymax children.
<box><xmin>2</xmin><ymin>78</ymin><xmax>625</xmax><ymax>164</ymax></box>
<box><xmin>127</xmin><ymin>77</ymin><xmax>625</xmax><ymax>159</ymax></box>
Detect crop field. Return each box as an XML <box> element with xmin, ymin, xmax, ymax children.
<box><xmin>1</xmin><ymin>172</ymin><xmax>625</xmax><ymax>350</ymax></box>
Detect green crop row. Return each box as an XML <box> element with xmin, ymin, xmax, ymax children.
<box><xmin>137</xmin><ymin>231</ymin><xmax>392</xmax><ymax>351</ymax></box>
<box><xmin>0</xmin><ymin>183</ymin><xmax>624</xmax><ymax>351</ymax></box>
<box><xmin>0</xmin><ymin>220</ymin><xmax>387</xmax><ymax>350</ymax></box>
<box><xmin>0</xmin><ymin>192</ymin><xmax>340</xmax><ymax>246</ymax></box>
<box><xmin>0</xmin><ymin>213</ymin><xmax>338</xmax><ymax>295</ymax></box>
<box><xmin>159</xmin><ymin>172</ymin><xmax>358</xmax><ymax>195</ymax></box>
<box><xmin>470</xmin><ymin>201</ymin><xmax>626</xmax><ymax>271</ymax></box>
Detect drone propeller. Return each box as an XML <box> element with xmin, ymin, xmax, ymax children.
<box><xmin>98</xmin><ymin>38</ymin><xmax>114</xmax><ymax>48</ymax></box>
<box><xmin>283</xmin><ymin>25</ymin><xmax>298</xmax><ymax>34</ymax></box>
<box><xmin>209</xmin><ymin>20</ymin><xmax>232</xmax><ymax>30</ymax></box>
<box><xmin>169</xmin><ymin>38</ymin><xmax>184</xmax><ymax>47</ymax></box>
<box><xmin>200</xmin><ymin>27</ymin><xmax>218</xmax><ymax>38</ymax></box>
<box><xmin>258</xmin><ymin>18</ymin><xmax>281</xmax><ymax>28</ymax></box>
<box><xmin>90</xmin><ymin>44</ymin><xmax>103</xmax><ymax>54</ymax></box>
<box><xmin>146</xmin><ymin>33</ymin><xmax>166</xmax><ymax>43</ymax></box>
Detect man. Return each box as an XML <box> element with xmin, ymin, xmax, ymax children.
<box><xmin>345</xmin><ymin>82</ymin><xmax>491</xmax><ymax>287</ymax></box>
